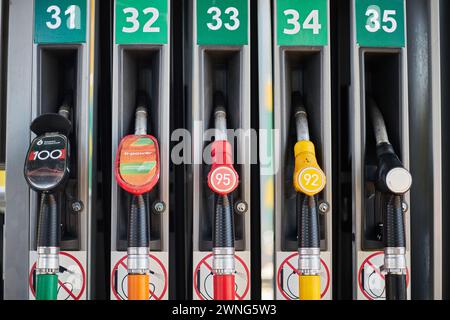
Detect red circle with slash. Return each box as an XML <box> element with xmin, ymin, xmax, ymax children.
<box><xmin>194</xmin><ymin>253</ymin><xmax>250</xmax><ymax>300</ymax></box>
<box><xmin>111</xmin><ymin>254</ymin><xmax>168</xmax><ymax>300</ymax></box>
<box><xmin>276</xmin><ymin>252</ymin><xmax>330</xmax><ymax>300</ymax></box>
<box><xmin>358</xmin><ymin>251</ymin><xmax>410</xmax><ymax>300</ymax></box>
<box><xmin>208</xmin><ymin>166</ymin><xmax>239</xmax><ymax>195</ymax></box>
<box><xmin>29</xmin><ymin>251</ymin><xmax>86</xmax><ymax>300</ymax></box>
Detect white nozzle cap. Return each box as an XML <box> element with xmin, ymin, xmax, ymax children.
<box><xmin>386</xmin><ymin>167</ymin><xmax>412</xmax><ymax>194</ymax></box>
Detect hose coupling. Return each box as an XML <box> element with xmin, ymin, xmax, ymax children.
<box><xmin>213</xmin><ymin>247</ymin><xmax>235</xmax><ymax>275</ymax></box>
<box><xmin>127</xmin><ymin>247</ymin><xmax>150</xmax><ymax>275</ymax></box>
<box><xmin>37</xmin><ymin>247</ymin><xmax>59</xmax><ymax>274</ymax></box>
<box><xmin>384</xmin><ymin>247</ymin><xmax>407</xmax><ymax>275</ymax></box>
<box><xmin>298</xmin><ymin>248</ymin><xmax>321</xmax><ymax>275</ymax></box>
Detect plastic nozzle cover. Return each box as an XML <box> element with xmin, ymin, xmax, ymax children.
<box><xmin>115</xmin><ymin>135</ymin><xmax>160</xmax><ymax>195</ymax></box>
<box><xmin>214</xmin><ymin>274</ymin><xmax>236</xmax><ymax>300</ymax></box>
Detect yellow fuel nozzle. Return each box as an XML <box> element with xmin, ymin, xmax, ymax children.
<box><xmin>293</xmin><ymin>141</ymin><xmax>326</xmax><ymax>196</ymax></box>
<box><xmin>292</xmin><ymin>100</ymin><xmax>326</xmax><ymax>196</ymax></box>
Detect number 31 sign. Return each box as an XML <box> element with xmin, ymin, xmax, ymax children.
<box><xmin>34</xmin><ymin>0</ymin><xmax>87</xmax><ymax>43</ymax></box>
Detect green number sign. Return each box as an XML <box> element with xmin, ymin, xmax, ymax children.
<box><xmin>197</xmin><ymin>0</ymin><xmax>248</xmax><ymax>45</ymax></box>
<box><xmin>277</xmin><ymin>0</ymin><xmax>328</xmax><ymax>46</ymax></box>
<box><xmin>34</xmin><ymin>0</ymin><xmax>87</xmax><ymax>44</ymax></box>
<box><xmin>116</xmin><ymin>0</ymin><xmax>168</xmax><ymax>44</ymax></box>
<box><xmin>355</xmin><ymin>0</ymin><xmax>405</xmax><ymax>47</ymax></box>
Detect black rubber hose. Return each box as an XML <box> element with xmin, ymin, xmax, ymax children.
<box><xmin>297</xmin><ymin>194</ymin><xmax>320</xmax><ymax>248</ymax></box>
<box><xmin>213</xmin><ymin>194</ymin><xmax>235</xmax><ymax>248</ymax></box>
<box><xmin>384</xmin><ymin>194</ymin><xmax>406</xmax><ymax>248</ymax></box>
<box><xmin>386</xmin><ymin>274</ymin><xmax>407</xmax><ymax>300</ymax></box>
<box><xmin>128</xmin><ymin>195</ymin><xmax>149</xmax><ymax>248</ymax></box>
<box><xmin>37</xmin><ymin>193</ymin><xmax>59</xmax><ymax>248</ymax></box>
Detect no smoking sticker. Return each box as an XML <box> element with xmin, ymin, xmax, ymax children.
<box><xmin>111</xmin><ymin>254</ymin><xmax>168</xmax><ymax>300</ymax></box>
<box><xmin>277</xmin><ymin>252</ymin><xmax>330</xmax><ymax>300</ymax></box>
<box><xmin>358</xmin><ymin>251</ymin><xmax>409</xmax><ymax>300</ymax></box>
<box><xmin>193</xmin><ymin>253</ymin><xmax>250</xmax><ymax>300</ymax></box>
<box><xmin>29</xmin><ymin>251</ymin><xmax>86</xmax><ymax>300</ymax></box>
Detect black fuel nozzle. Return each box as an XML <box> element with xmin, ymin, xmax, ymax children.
<box><xmin>368</xmin><ymin>97</ymin><xmax>412</xmax><ymax>195</ymax></box>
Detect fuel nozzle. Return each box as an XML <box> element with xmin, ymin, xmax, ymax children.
<box><xmin>292</xmin><ymin>92</ymin><xmax>326</xmax><ymax>196</ymax></box>
<box><xmin>291</xmin><ymin>92</ymin><xmax>324</xmax><ymax>300</ymax></box>
<box><xmin>368</xmin><ymin>96</ymin><xmax>409</xmax><ymax>300</ymax></box>
<box><xmin>206</xmin><ymin>91</ymin><xmax>238</xmax><ymax>300</ymax></box>
<box><xmin>368</xmin><ymin>98</ymin><xmax>412</xmax><ymax>195</ymax></box>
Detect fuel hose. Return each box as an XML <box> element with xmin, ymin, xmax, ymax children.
<box><xmin>369</xmin><ymin>97</ymin><xmax>411</xmax><ymax>300</ymax></box>
<box><xmin>35</xmin><ymin>100</ymin><xmax>72</xmax><ymax>300</ymax></box>
<box><xmin>126</xmin><ymin>97</ymin><xmax>152</xmax><ymax>300</ymax></box>
<box><xmin>293</xmin><ymin>92</ymin><xmax>324</xmax><ymax>300</ymax></box>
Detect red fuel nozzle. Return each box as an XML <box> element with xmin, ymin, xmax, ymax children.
<box><xmin>207</xmin><ymin>140</ymin><xmax>239</xmax><ymax>196</ymax></box>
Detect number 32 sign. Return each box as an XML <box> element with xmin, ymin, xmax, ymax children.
<box><xmin>116</xmin><ymin>0</ymin><xmax>168</xmax><ymax>44</ymax></box>
<box><xmin>355</xmin><ymin>0</ymin><xmax>405</xmax><ymax>47</ymax></box>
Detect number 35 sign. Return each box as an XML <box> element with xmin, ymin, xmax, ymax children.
<box><xmin>34</xmin><ymin>0</ymin><xmax>87</xmax><ymax>43</ymax></box>
<box><xmin>355</xmin><ymin>0</ymin><xmax>405</xmax><ymax>47</ymax></box>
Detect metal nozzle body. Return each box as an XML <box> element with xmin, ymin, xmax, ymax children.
<box><xmin>214</xmin><ymin>108</ymin><xmax>228</xmax><ymax>141</ymax></box>
<box><xmin>293</xmin><ymin>92</ymin><xmax>310</xmax><ymax>141</ymax></box>
<box><xmin>368</xmin><ymin>97</ymin><xmax>390</xmax><ymax>145</ymax></box>
<box><xmin>135</xmin><ymin>107</ymin><xmax>148</xmax><ymax>136</ymax></box>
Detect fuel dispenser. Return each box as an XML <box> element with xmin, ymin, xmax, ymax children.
<box><xmin>110</xmin><ymin>0</ymin><xmax>170</xmax><ymax>300</ymax></box>
<box><xmin>350</xmin><ymin>0</ymin><xmax>411</xmax><ymax>300</ymax></box>
<box><xmin>186</xmin><ymin>0</ymin><xmax>252</xmax><ymax>300</ymax></box>
<box><xmin>4</xmin><ymin>0</ymin><xmax>98</xmax><ymax>300</ymax></box>
<box><xmin>272</xmin><ymin>0</ymin><xmax>333</xmax><ymax>300</ymax></box>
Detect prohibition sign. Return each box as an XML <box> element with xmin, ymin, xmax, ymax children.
<box><xmin>111</xmin><ymin>254</ymin><xmax>168</xmax><ymax>300</ymax></box>
<box><xmin>29</xmin><ymin>251</ymin><xmax>86</xmax><ymax>300</ymax></box>
<box><xmin>194</xmin><ymin>253</ymin><xmax>250</xmax><ymax>300</ymax></box>
<box><xmin>358</xmin><ymin>251</ymin><xmax>410</xmax><ymax>300</ymax></box>
<box><xmin>277</xmin><ymin>253</ymin><xmax>330</xmax><ymax>300</ymax></box>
